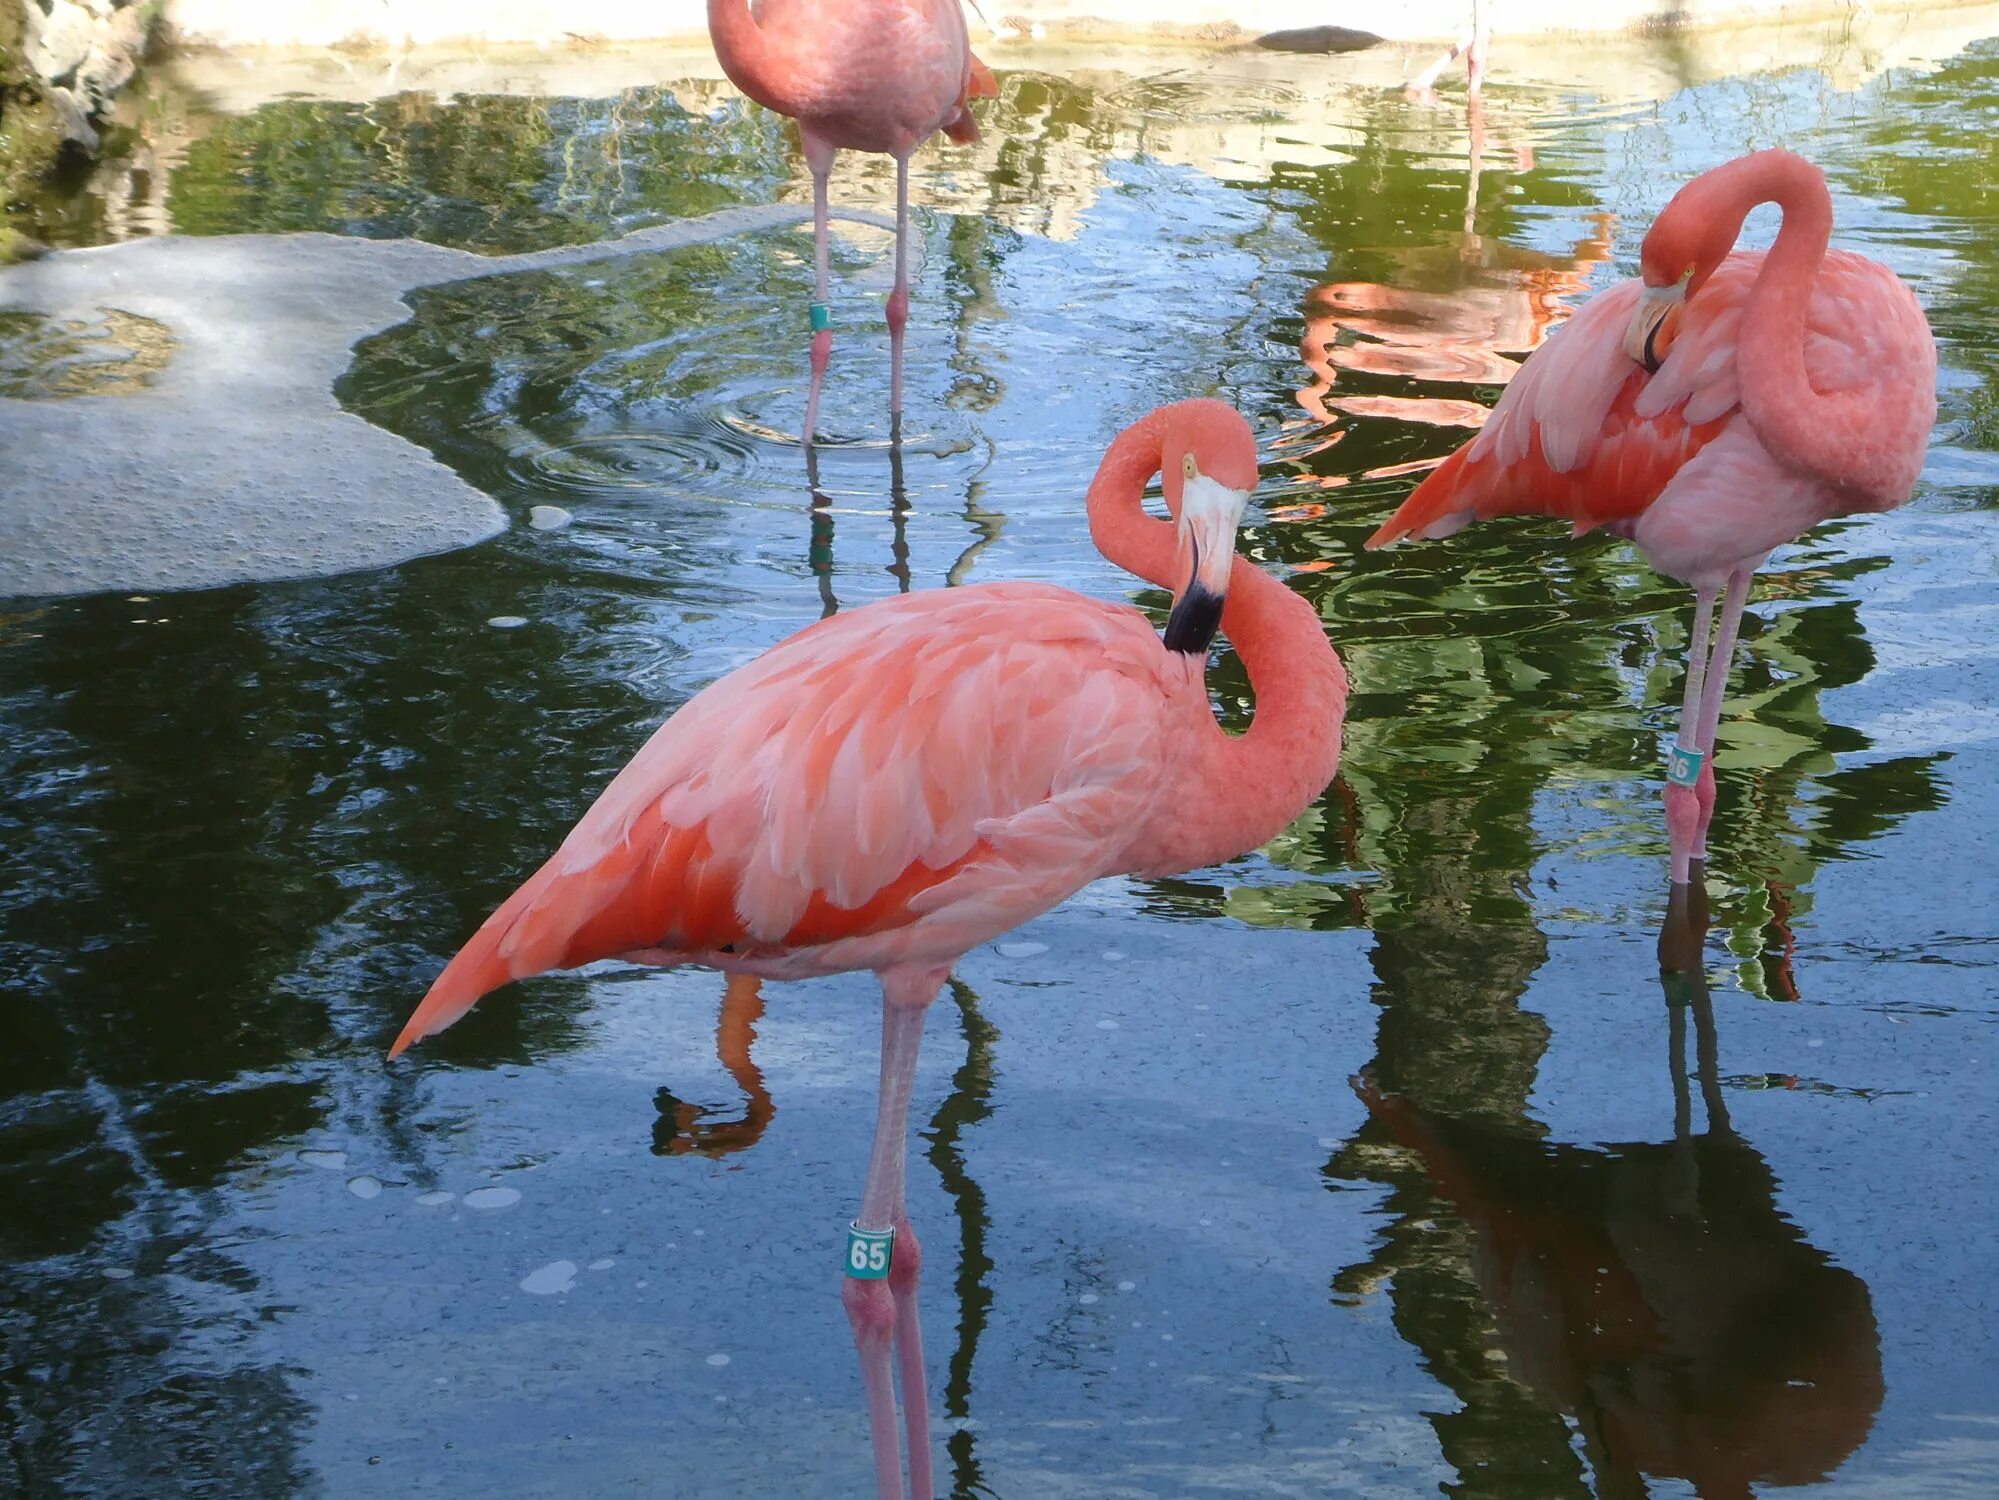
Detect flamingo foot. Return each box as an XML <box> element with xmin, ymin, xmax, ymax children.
<box><xmin>1659</xmin><ymin>874</ymin><xmax>1710</xmax><ymax>976</ymax></box>
<box><xmin>844</xmin><ymin>1274</ymin><xmax>907</xmax><ymax>1500</ymax></box>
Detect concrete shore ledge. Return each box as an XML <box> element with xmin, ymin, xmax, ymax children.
<box><xmin>152</xmin><ymin>1</ymin><xmax>1999</xmax><ymax>120</ymax></box>
<box><xmin>158</xmin><ymin>0</ymin><xmax>1997</xmax><ymax>51</ymax></box>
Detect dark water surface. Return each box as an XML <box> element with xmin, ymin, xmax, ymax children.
<box><xmin>4</xmin><ymin>31</ymin><xmax>1998</xmax><ymax>1499</ymax></box>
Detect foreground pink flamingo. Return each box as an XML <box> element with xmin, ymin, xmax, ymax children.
<box><xmin>708</xmin><ymin>0</ymin><xmax>998</xmax><ymax>440</ymax></box>
<box><xmin>1367</xmin><ymin>149</ymin><xmax>1935</xmax><ymax>883</ymax></box>
<box><xmin>391</xmin><ymin>400</ymin><xmax>1348</xmax><ymax>1499</ymax></box>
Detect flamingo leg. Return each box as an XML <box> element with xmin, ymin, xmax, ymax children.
<box><xmin>1688</xmin><ymin>568</ymin><xmax>1755</xmax><ymax>864</ymax></box>
<box><xmin>802</xmin><ymin>132</ymin><xmax>837</xmax><ymax>445</ymax></box>
<box><xmin>1665</xmin><ymin>584</ymin><xmax>1718</xmax><ymax>886</ymax></box>
<box><xmin>890</xmin><ymin>1217</ymin><xmax>932</xmax><ymax>1500</ymax></box>
<box><xmin>887</xmin><ymin>154</ymin><xmax>911</xmax><ymax>420</ymax></box>
<box><xmin>1405</xmin><ymin>34</ymin><xmax>1473</xmax><ymax>97</ymax></box>
<box><xmin>1466</xmin><ymin>0</ymin><xmax>1488</xmax><ymax>95</ymax></box>
<box><xmin>844</xmin><ymin>964</ymin><xmax>945</xmax><ymax>1500</ymax></box>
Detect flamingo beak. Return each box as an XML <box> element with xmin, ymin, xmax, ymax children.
<box><xmin>1163</xmin><ymin>472</ymin><xmax>1250</xmax><ymax>655</ymax></box>
<box><xmin>1624</xmin><ymin>280</ymin><xmax>1686</xmax><ymax>372</ymax></box>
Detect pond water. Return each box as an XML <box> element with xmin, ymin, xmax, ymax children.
<box><xmin>4</xmin><ymin>28</ymin><xmax>1998</xmax><ymax>1500</ymax></box>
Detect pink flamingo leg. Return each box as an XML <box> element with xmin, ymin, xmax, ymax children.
<box><xmin>842</xmin><ymin>965</ymin><xmax>945</xmax><ymax>1500</ymax></box>
<box><xmin>802</xmin><ymin>131</ymin><xmax>837</xmax><ymax>444</ymax></box>
<box><xmin>889</xmin><ymin>1217</ymin><xmax>932</xmax><ymax>1500</ymax></box>
<box><xmin>1405</xmin><ymin>35</ymin><xmax>1472</xmax><ymax>97</ymax></box>
<box><xmin>887</xmin><ymin>154</ymin><xmax>911</xmax><ymax>421</ymax></box>
<box><xmin>1665</xmin><ymin>583</ymin><xmax>1718</xmax><ymax>885</ymax></box>
<box><xmin>1466</xmin><ymin>0</ymin><xmax>1489</xmax><ymax>96</ymax></box>
<box><xmin>1688</xmin><ymin>568</ymin><xmax>1755</xmax><ymax>863</ymax></box>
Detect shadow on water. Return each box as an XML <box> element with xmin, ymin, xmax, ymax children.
<box><xmin>1338</xmin><ymin>886</ymin><xmax>1884</xmax><ymax>1498</ymax></box>
<box><xmin>923</xmin><ymin>979</ymin><xmax>1002</xmax><ymax>1500</ymax></box>
<box><xmin>1319</xmin><ymin>705</ymin><xmax>1898</xmax><ymax>1500</ymax></box>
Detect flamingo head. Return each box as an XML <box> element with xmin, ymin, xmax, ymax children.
<box><xmin>1158</xmin><ymin>401</ymin><xmax>1258</xmax><ymax>654</ymax></box>
<box><xmin>1627</xmin><ymin>151</ymin><xmax>1805</xmax><ymax>369</ymax></box>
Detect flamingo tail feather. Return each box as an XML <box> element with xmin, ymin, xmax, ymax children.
<box><xmin>1366</xmin><ymin>446</ymin><xmax>1479</xmax><ymax>549</ymax></box>
<box><xmin>389</xmin><ymin>863</ymin><xmax>571</xmax><ymax>1058</ymax></box>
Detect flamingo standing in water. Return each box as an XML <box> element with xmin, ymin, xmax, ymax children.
<box><xmin>391</xmin><ymin>400</ymin><xmax>1348</xmax><ymax>1500</ymax></box>
<box><xmin>707</xmin><ymin>0</ymin><xmax>998</xmax><ymax>440</ymax></box>
<box><xmin>1367</xmin><ymin>150</ymin><xmax>1935</xmax><ymax>884</ymax></box>
<box><xmin>1406</xmin><ymin>0</ymin><xmax>1491</xmax><ymax>99</ymax></box>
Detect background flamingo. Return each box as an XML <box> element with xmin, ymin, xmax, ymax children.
<box><xmin>389</xmin><ymin>400</ymin><xmax>1349</xmax><ymax>1500</ymax></box>
<box><xmin>707</xmin><ymin>0</ymin><xmax>998</xmax><ymax>440</ymax></box>
<box><xmin>1406</xmin><ymin>0</ymin><xmax>1491</xmax><ymax>99</ymax></box>
<box><xmin>1366</xmin><ymin>149</ymin><xmax>1935</xmax><ymax>884</ymax></box>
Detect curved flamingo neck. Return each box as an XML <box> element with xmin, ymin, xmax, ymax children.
<box><xmin>1086</xmin><ymin>412</ymin><xmax>1350</xmax><ymax>872</ymax></box>
<box><xmin>1203</xmin><ymin>552</ymin><xmax>1350</xmax><ymax>859</ymax></box>
<box><xmin>708</xmin><ymin>0</ymin><xmax>800</xmax><ymax>116</ymax></box>
<box><xmin>1701</xmin><ymin>154</ymin><xmax>1896</xmax><ymax>503</ymax></box>
<box><xmin>1085</xmin><ymin>405</ymin><xmax>1178</xmax><ymax>591</ymax></box>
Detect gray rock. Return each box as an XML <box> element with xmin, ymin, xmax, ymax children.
<box><xmin>77</xmin><ymin>14</ymin><xmax>144</xmax><ymax>111</ymax></box>
<box><xmin>42</xmin><ymin>84</ymin><xmax>101</xmax><ymax>152</ymax></box>
<box><xmin>26</xmin><ymin>0</ymin><xmax>97</xmax><ymax>88</ymax></box>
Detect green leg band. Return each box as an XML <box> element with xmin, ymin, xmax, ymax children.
<box><xmin>845</xmin><ymin>1223</ymin><xmax>893</xmax><ymax>1279</ymax></box>
<box><xmin>1666</xmin><ymin>744</ymin><xmax>1705</xmax><ymax>789</ymax></box>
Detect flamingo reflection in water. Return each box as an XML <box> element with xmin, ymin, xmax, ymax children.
<box><xmin>653</xmin><ymin>973</ymin><xmax>775</xmax><ymax>1157</ymax></box>
<box><xmin>1352</xmin><ymin>889</ymin><xmax>1883</xmax><ymax>1499</ymax></box>
<box><xmin>1297</xmin><ymin>98</ymin><xmax>1615</xmax><ymax>445</ymax></box>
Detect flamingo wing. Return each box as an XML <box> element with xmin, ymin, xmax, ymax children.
<box><xmin>1364</xmin><ymin>250</ymin><xmax>1915</xmax><ymax>552</ymax></box>
<box><xmin>1365</xmin><ymin>275</ymin><xmax>1740</xmax><ymax>547</ymax></box>
<box><xmin>941</xmin><ymin>49</ymin><xmax>999</xmax><ymax>143</ymax></box>
<box><xmin>392</xmin><ymin>583</ymin><xmax>1174</xmax><ymax>1053</ymax></box>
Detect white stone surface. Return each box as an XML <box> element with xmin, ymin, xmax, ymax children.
<box><xmin>0</xmin><ymin>204</ymin><xmax>902</xmax><ymax>598</ymax></box>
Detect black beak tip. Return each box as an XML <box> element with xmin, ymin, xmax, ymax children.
<box><xmin>1640</xmin><ymin>315</ymin><xmax>1666</xmax><ymax>374</ymax></box>
<box><xmin>1163</xmin><ymin>582</ymin><xmax>1226</xmax><ymax>655</ymax></box>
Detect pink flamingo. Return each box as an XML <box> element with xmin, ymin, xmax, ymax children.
<box><xmin>707</xmin><ymin>0</ymin><xmax>998</xmax><ymax>440</ymax></box>
<box><xmin>1366</xmin><ymin>150</ymin><xmax>1935</xmax><ymax>884</ymax></box>
<box><xmin>390</xmin><ymin>400</ymin><xmax>1348</xmax><ymax>1500</ymax></box>
<box><xmin>1406</xmin><ymin>0</ymin><xmax>1491</xmax><ymax>99</ymax></box>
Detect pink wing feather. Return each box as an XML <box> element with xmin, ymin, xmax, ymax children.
<box><xmin>391</xmin><ymin>583</ymin><xmax>1176</xmax><ymax>1054</ymax></box>
<box><xmin>1367</xmin><ymin>250</ymin><xmax>1920</xmax><ymax>552</ymax></box>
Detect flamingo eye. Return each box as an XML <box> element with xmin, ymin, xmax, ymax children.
<box><xmin>1181</xmin><ymin>453</ymin><xmax>1198</xmax><ymax>481</ymax></box>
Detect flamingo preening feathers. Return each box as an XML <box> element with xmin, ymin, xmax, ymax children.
<box><xmin>392</xmin><ymin>401</ymin><xmax>1349</xmax><ymax>1500</ymax></box>
<box><xmin>1368</xmin><ymin>149</ymin><xmax>1936</xmax><ymax>883</ymax></box>
<box><xmin>707</xmin><ymin>0</ymin><xmax>999</xmax><ymax>440</ymax></box>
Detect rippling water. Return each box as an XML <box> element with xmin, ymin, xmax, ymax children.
<box><xmin>3</xmin><ymin>25</ymin><xmax>1998</xmax><ymax>1499</ymax></box>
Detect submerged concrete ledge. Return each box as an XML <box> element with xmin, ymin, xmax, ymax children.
<box><xmin>158</xmin><ymin>0</ymin><xmax>1999</xmax><ymax>51</ymax></box>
